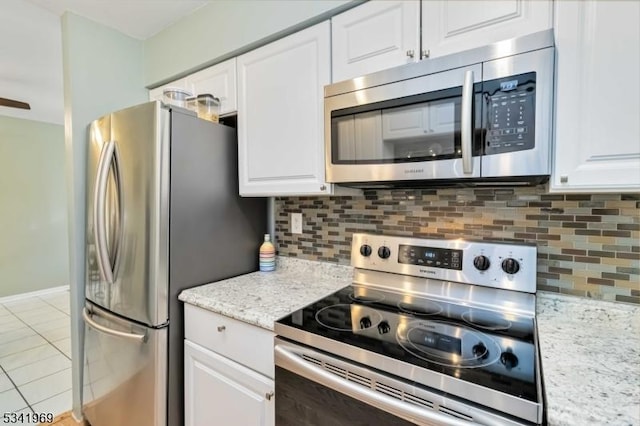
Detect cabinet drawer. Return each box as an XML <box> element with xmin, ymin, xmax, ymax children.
<box><xmin>184</xmin><ymin>304</ymin><xmax>274</xmax><ymax>378</ymax></box>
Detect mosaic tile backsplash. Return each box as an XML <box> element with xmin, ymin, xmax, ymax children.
<box><xmin>275</xmin><ymin>186</ymin><xmax>640</xmax><ymax>304</ymax></box>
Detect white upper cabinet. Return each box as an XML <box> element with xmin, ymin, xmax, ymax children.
<box><xmin>148</xmin><ymin>77</ymin><xmax>189</xmax><ymax>102</ymax></box>
<box><xmin>332</xmin><ymin>1</ymin><xmax>552</xmax><ymax>82</ymax></box>
<box><xmin>148</xmin><ymin>58</ymin><xmax>238</xmax><ymax>115</ymax></box>
<box><xmin>331</xmin><ymin>1</ymin><xmax>420</xmax><ymax>82</ymax></box>
<box><xmin>551</xmin><ymin>0</ymin><xmax>640</xmax><ymax>192</ymax></box>
<box><xmin>185</xmin><ymin>58</ymin><xmax>237</xmax><ymax>115</ymax></box>
<box><xmin>237</xmin><ymin>21</ymin><xmax>333</xmax><ymax>196</ymax></box>
<box><xmin>422</xmin><ymin>0</ymin><xmax>553</xmax><ymax>58</ymax></box>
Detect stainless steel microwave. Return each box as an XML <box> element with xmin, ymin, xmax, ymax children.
<box><xmin>324</xmin><ymin>30</ymin><xmax>554</xmax><ymax>187</ymax></box>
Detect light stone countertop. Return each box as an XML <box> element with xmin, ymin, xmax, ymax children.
<box><xmin>180</xmin><ymin>257</ymin><xmax>640</xmax><ymax>426</ymax></box>
<box><xmin>178</xmin><ymin>257</ymin><xmax>352</xmax><ymax>330</ymax></box>
<box><xmin>536</xmin><ymin>292</ymin><xmax>640</xmax><ymax>426</ymax></box>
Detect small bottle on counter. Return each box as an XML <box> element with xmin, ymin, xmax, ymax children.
<box><xmin>259</xmin><ymin>234</ymin><xmax>276</xmax><ymax>272</ymax></box>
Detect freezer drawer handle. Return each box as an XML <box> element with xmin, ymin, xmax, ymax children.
<box><xmin>83</xmin><ymin>308</ymin><xmax>147</xmax><ymax>343</ymax></box>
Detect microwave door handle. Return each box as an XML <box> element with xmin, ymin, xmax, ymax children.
<box><xmin>94</xmin><ymin>140</ymin><xmax>116</xmax><ymax>285</ymax></box>
<box><xmin>461</xmin><ymin>70</ymin><xmax>474</xmax><ymax>174</ymax></box>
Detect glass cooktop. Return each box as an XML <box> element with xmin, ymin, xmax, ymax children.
<box><xmin>276</xmin><ymin>285</ymin><xmax>539</xmax><ymax>403</ymax></box>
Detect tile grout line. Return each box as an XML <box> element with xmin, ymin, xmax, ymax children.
<box><xmin>0</xmin><ymin>300</ymin><xmax>72</xmax><ymax>362</ymax></box>
<box><xmin>1</xmin><ymin>296</ymin><xmax>73</xmax><ymax>415</ymax></box>
<box><xmin>37</xmin><ymin>294</ymin><xmax>71</xmax><ymax>317</ymax></box>
<box><xmin>0</xmin><ymin>364</ymin><xmax>34</xmax><ymax>414</ymax></box>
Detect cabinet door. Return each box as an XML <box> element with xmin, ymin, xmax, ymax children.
<box><xmin>551</xmin><ymin>1</ymin><xmax>640</xmax><ymax>192</ymax></box>
<box><xmin>332</xmin><ymin>1</ymin><xmax>420</xmax><ymax>82</ymax></box>
<box><xmin>184</xmin><ymin>340</ymin><xmax>274</xmax><ymax>426</ymax></box>
<box><xmin>185</xmin><ymin>58</ymin><xmax>237</xmax><ymax>115</ymax></box>
<box><xmin>237</xmin><ymin>22</ymin><xmax>331</xmax><ymax>196</ymax></box>
<box><xmin>422</xmin><ymin>0</ymin><xmax>552</xmax><ymax>58</ymax></box>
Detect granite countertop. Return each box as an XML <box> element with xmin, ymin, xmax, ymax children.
<box><xmin>179</xmin><ymin>257</ymin><xmax>640</xmax><ymax>426</ymax></box>
<box><xmin>179</xmin><ymin>257</ymin><xmax>352</xmax><ymax>330</ymax></box>
<box><xmin>536</xmin><ymin>292</ymin><xmax>640</xmax><ymax>426</ymax></box>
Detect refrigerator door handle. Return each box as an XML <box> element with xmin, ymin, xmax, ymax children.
<box><xmin>108</xmin><ymin>144</ymin><xmax>124</xmax><ymax>279</ymax></box>
<box><xmin>94</xmin><ymin>140</ymin><xmax>116</xmax><ymax>284</ymax></box>
<box><xmin>83</xmin><ymin>308</ymin><xmax>147</xmax><ymax>342</ymax></box>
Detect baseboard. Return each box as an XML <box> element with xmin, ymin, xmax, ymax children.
<box><xmin>0</xmin><ymin>285</ymin><xmax>69</xmax><ymax>304</ymax></box>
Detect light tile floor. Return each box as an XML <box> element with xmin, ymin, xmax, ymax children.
<box><xmin>0</xmin><ymin>290</ymin><xmax>72</xmax><ymax>421</ymax></box>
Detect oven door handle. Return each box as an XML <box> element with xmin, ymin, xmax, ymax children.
<box><xmin>275</xmin><ymin>343</ymin><xmax>474</xmax><ymax>426</ymax></box>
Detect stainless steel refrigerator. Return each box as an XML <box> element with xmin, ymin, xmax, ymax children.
<box><xmin>82</xmin><ymin>101</ymin><xmax>266</xmax><ymax>426</ymax></box>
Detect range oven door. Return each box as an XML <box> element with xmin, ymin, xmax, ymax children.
<box><xmin>325</xmin><ymin>65</ymin><xmax>483</xmax><ymax>185</ymax></box>
<box><xmin>274</xmin><ymin>338</ymin><xmax>477</xmax><ymax>426</ymax></box>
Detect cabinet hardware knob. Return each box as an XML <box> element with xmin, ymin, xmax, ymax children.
<box><xmin>320</xmin><ymin>185</ymin><xmax>327</xmax><ymax>191</ymax></box>
<box><xmin>265</xmin><ymin>391</ymin><xmax>274</xmax><ymax>401</ymax></box>
<box><xmin>422</xmin><ymin>49</ymin><xmax>430</xmax><ymax>59</ymax></box>
<box><xmin>560</xmin><ymin>175</ymin><xmax>568</xmax><ymax>183</ymax></box>
<box><xmin>217</xmin><ymin>325</ymin><xmax>226</xmax><ymax>332</ymax></box>
<box><xmin>406</xmin><ymin>49</ymin><xmax>415</xmax><ymax>58</ymax></box>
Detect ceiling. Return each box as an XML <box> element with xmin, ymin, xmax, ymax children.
<box><xmin>0</xmin><ymin>0</ymin><xmax>210</xmax><ymax>124</ymax></box>
<box><xmin>23</xmin><ymin>0</ymin><xmax>210</xmax><ymax>40</ymax></box>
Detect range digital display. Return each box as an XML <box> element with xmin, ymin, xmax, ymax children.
<box><xmin>398</xmin><ymin>245</ymin><xmax>463</xmax><ymax>270</ymax></box>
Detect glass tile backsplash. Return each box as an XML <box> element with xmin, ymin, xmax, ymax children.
<box><xmin>275</xmin><ymin>186</ymin><xmax>640</xmax><ymax>304</ymax></box>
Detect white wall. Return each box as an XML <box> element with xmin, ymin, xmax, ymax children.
<box><xmin>0</xmin><ymin>0</ymin><xmax>64</xmax><ymax>124</ymax></box>
<box><xmin>143</xmin><ymin>0</ymin><xmax>355</xmax><ymax>86</ymax></box>
<box><xmin>61</xmin><ymin>12</ymin><xmax>148</xmax><ymax>420</ymax></box>
<box><xmin>0</xmin><ymin>116</ymin><xmax>68</xmax><ymax>297</ymax></box>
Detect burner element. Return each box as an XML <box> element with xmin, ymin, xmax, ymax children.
<box><xmin>315</xmin><ymin>304</ymin><xmax>382</xmax><ymax>332</ymax></box>
<box><xmin>348</xmin><ymin>290</ymin><xmax>385</xmax><ymax>303</ymax></box>
<box><xmin>398</xmin><ymin>300</ymin><xmax>443</xmax><ymax>316</ymax></box>
<box><xmin>461</xmin><ymin>310</ymin><xmax>513</xmax><ymax>331</ymax></box>
<box><xmin>396</xmin><ymin>320</ymin><xmax>501</xmax><ymax>368</ymax></box>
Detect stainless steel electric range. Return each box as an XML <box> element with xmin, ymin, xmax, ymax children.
<box><xmin>274</xmin><ymin>233</ymin><xmax>544</xmax><ymax>426</ymax></box>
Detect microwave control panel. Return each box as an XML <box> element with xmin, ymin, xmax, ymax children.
<box><xmin>484</xmin><ymin>72</ymin><xmax>536</xmax><ymax>155</ymax></box>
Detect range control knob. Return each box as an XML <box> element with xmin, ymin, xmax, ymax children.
<box><xmin>377</xmin><ymin>321</ymin><xmax>390</xmax><ymax>335</ymax></box>
<box><xmin>359</xmin><ymin>244</ymin><xmax>372</xmax><ymax>257</ymax></box>
<box><xmin>472</xmin><ymin>343</ymin><xmax>488</xmax><ymax>360</ymax></box>
<box><xmin>378</xmin><ymin>246</ymin><xmax>391</xmax><ymax>259</ymax></box>
<box><xmin>501</xmin><ymin>258</ymin><xmax>520</xmax><ymax>274</ymax></box>
<box><xmin>473</xmin><ymin>255</ymin><xmax>491</xmax><ymax>271</ymax></box>
<box><xmin>500</xmin><ymin>351</ymin><xmax>519</xmax><ymax>370</ymax></box>
<box><xmin>359</xmin><ymin>316</ymin><xmax>372</xmax><ymax>329</ymax></box>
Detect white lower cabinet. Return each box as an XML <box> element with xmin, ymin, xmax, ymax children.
<box><xmin>184</xmin><ymin>304</ymin><xmax>275</xmax><ymax>426</ymax></box>
<box><xmin>184</xmin><ymin>340</ymin><xmax>274</xmax><ymax>426</ymax></box>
